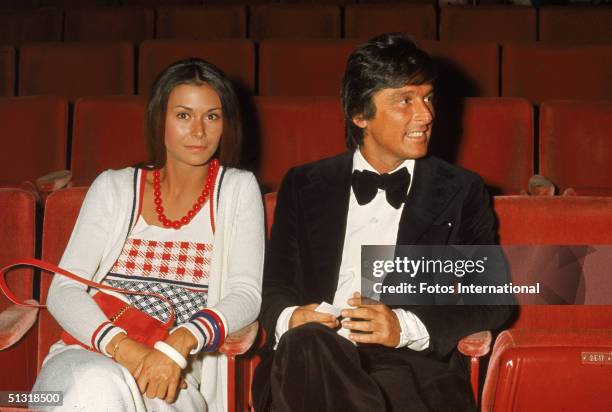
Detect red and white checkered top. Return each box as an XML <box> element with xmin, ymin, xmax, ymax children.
<box><xmin>110</xmin><ymin>238</ymin><xmax>212</xmax><ymax>285</ymax></box>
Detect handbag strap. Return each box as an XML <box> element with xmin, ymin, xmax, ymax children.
<box><xmin>0</xmin><ymin>258</ymin><xmax>175</xmax><ymax>328</ymax></box>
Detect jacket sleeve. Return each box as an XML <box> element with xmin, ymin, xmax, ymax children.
<box><xmin>259</xmin><ymin>168</ymin><xmax>304</xmax><ymax>347</ymax></box>
<box><xmin>409</xmin><ymin>176</ymin><xmax>514</xmax><ymax>358</ymax></box>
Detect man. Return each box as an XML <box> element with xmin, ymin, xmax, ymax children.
<box><xmin>253</xmin><ymin>33</ymin><xmax>513</xmax><ymax>412</ymax></box>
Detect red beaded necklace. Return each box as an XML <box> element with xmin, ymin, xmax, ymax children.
<box><xmin>152</xmin><ymin>159</ymin><xmax>219</xmax><ymax>229</ymax></box>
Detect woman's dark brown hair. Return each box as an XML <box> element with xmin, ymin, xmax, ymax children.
<box><xmin>145</xmin><ymin>58</ymin><xmax>242</xmax><ymax>168</ymax></box>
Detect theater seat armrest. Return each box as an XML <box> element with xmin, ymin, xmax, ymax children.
<box><xmin>36</xmin><ymin>170</ymin><xmax>72</xmax><ymax>195</ymax></box>
<box><xmin>0</xmin><ymin>299</ymin><xmax>39</xmax><ymax>351</ymax></box>
<box><xmin>458</xmin><ymin>330</ymin><xmax>492</xmax><ymax>358</ymax></box>
<box><xmin>219</xmin><ymin>321</ymin><xmax>259</xmax><ymax>356</ymax></box>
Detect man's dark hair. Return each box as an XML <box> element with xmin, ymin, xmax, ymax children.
<box><xmin>145</xmin><ymin>58</ymin><xmax>242</xmax><ymax>168</ymax></box>
<box><xmin>341</xmin><ymin>33</ymin><xmax>437</xmax><ymax>150</ymax></box>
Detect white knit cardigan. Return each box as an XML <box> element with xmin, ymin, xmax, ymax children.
<box><xmin>47</xmin><ymin>166</ymin><xmax>265</xmax><ymax>412</ymax></box>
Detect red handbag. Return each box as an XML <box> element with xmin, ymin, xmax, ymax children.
<box><xmin>0</xmin><ymin>258</ymin><xmax>174</xmax><ymax>350</ymax></box>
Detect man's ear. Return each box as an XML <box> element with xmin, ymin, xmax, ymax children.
<box><xmin>352</xmin><ymin>114</ymin><xmax>368</xmax><ymax>129</ymax></box>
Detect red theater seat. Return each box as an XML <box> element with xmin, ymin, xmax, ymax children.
<box><xmin>64</xmin><ymin>7</ymin><xmax>154</xmax><ymax>43</ymax></box>
<box><xmin>440</xmin><ymin>6</ymin><xmax>536</xmax><ymax>43</ymax></box>
<box><xmin>258</xmin><ymin>39</ymin><xmax>360</xmax><ymax>96</ymax></box>
<box><xmin>0</xmin><ymin>46</ymin><xmax>15</xmax><ymax>97</ymax></box>
<box><xmin>344</xmin><ymin>4</ymin><xmax>436</xmax><ymax>40</ymax></box>
<box><xmin>138</xmin><ymin>39</ymin><xmax>255</xmax><ymax>95</ymax></box>
<box><xmin>484</xmin><ymin>196</ymin><xmax>612</xmax><ymax>411</ymax></box>
<box><xmin>19</xmin><ymin>42</ymin><xmax>135</xmax><ymax>101</ymax></box>
<box><xmin>0</xmin><ymin>0</ymin><xmax>38</xmax><ymax>8</ymax></box>
<box><xmin>156</xmin><ymin>6</ymin><xmax>247</xmax><ymax>40</ymax></box>
<box><xmin>502</xmin><ymin>43</ymin><xmax>612</xmax><ymax>103</ymax></box>
<box><xmin>122</xmin><ymin>0</ymin><xmax>200</xmax><ymax>5</ymax></box>
<box><xmin>431</xmin><ymin>98</ymin><xmax>533</xmax><ymax>195</ymax></box>
<box><xmin>419</xmin><ymin>40</ymin><xmax>499</xmax><ymax>97</ymax></box>
<box><xmin>254</xmin><ymin>97</ymin><xmax>345</xmax><ymax>192</ymax></box>
<box><xmin>41</xmin><ymin>0</ymin><xmax>118</xmax><ymax>6</ymax></box>
<box><xmin>0</xmin><ymin>9</ymin><xmax>62</xmax><ymax>45</ymax></box>
<box><xmin>71</xmin><ymin>96</ymin><xmax>148</xmax><ymax>186</ymax></box>
<box><xmin>37</xmin><ymin>188</ymin><xmax>88</xmax><ymax>371</ymax></box>
<box><xmin>0</xmin><ymin>96</ymin><xmax>68</xmax><ymax>186</ymax></box>
<box><xmin>539</xmin><ymin>6</ymin><xmax>612</xmax><ymax>44</ymax></box>
<box><xmin>249</xmin><ymin>4</ymin><xmax>341</xmax><ymax>41</ymax></box>
<box><xmin>539</xmin><ymin>100</ymin><xmax>612</xmax><ymax>196</ymax></box>
<box><xmin>0</xmin><ymin>189</ymin><xmax>37</xmax><ymax>391</ymax></box>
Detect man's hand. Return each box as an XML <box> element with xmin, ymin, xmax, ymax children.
<box><xmin>289</xmin><ymin>303</ymin><xmax>340</xmax><ymax>329</ymax></box>
<box><xmin>341</xmin><ymin>292</ymin><xmax>401</xmax><ymax>347</ymax></box>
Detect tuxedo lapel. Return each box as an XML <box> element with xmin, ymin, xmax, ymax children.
<box><xmin>299</xmin><ymin>153</ymin><xmax>353</xmax><ymax>302</ymax></box>
<box><xmin>397</xmin><ymin>156</ymin><xmax>461</xmax><ymax>245</ymax></box>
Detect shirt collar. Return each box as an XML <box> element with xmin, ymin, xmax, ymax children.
<box><xmin>353</xmin><ymin>148</ymin><xmax>415</xmax><ymax>177</ymax></box>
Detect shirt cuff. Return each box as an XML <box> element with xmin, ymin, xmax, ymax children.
<box><xmin>274</xmin><ymin>306</ymin><xmax>298</xmax><ymax>350</ymax></box>
<box><xmin>97</xmin><ymin>324</ymin><xmax>127</xmax><ymax>357</ymax></box>
<box><xmin>187</xmin><ymin>307</ymin><xmax>228</xmax><ymax>352</ymax></box>
<box><xmin>393</xmin><ymin>309</ymin><xmax>430</xmax><ymax>351</ymax></box>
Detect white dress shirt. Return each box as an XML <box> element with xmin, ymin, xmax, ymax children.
<box><xmin>275</xmin><ymin>149</ymin><xmax>430</xmax><ymax>350</ymax></box>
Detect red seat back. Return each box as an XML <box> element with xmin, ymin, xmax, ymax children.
<box><xmin>0</xmin><ymin>96</ymin><xmax>68</xmax><ymax>185</ymax></box>
<box><xmin>502</xmin><ymin>43</ymin><xmax>612</xmax><ymax>103</ymax></box>
<box><xmin>419</xmin><ymin>40</ymin><xmax>499</xmax><ymax>97</ymax></box>
<box><xmin>264</xmin><ymin>192</ymin><xmax>277</xmax><ymax>239</ymax></box>
<box><xmin>539</xmin><ymin>100</ymin><xmax>612</xmax><ymax>196</ymax></box>
<box><xmin>539</xmin><ymin>6</ymin><xmax>612</xmax><ymax>44</ymax></box>
<box><xmin>138</xmin><ymin>39</ymin><xmax>255</xmax><ymax>95</ymax></box>
<box><xmin>258</xmin><ymin>39</ymin><xmax>360</xmax><ymax>97</ymax></box>
<box><xmin>431</xmin><ymin>98</ymin><xmax>533</xmax><ymax>195</ymax></box>
<box><xmin>71</xmin><ymin>96</ymin><xmax>148</xmax><ymax>186</ymax></box>
<box><xmin>0</xmin><ymin>46</ymin><xmax>15</xmax><ymax>97</ymax></box>
<box><xmin>19</xmin><ymin>42</ymin><xmax>135</xmax><ymax>101</ymax></box>
<box><xmin>249</xmin><ymin>5</ymin><xmax>341</xmax><ymax>41</ymax></box>
<box><xmin>0</xmin><ymin>9</ymin><xmax>62</xmax><ymax>45</ymax></box>
<box><xmin>440</xmin><ymin>6</ymin><xmax>536</xmax><ymax>43</ymax></box>
<box><xmin>495</xmin><ymin>195</ymin><xmax>612</xmax><ymax>329</ymax></box>
<box><xmin>0</xmin><ymin>189</ymin><xmax>37</xmax><ymax>391</ymax></box>
<box><xmin>344</xmin><ymin>4</ymin><xmax>436</xmax><ymax>40</ymax></box>
<box><xmin>64</xmin><ymin>7</ymin><xmax>154</xmax><ymax>43</ymax></box>
<box><xmin>156</xmin><ymin>5</ymin><xmax>247</xmax><ymax>40</ymax></box>
<box><xmin>38</xmin><ymin>187</ymin><xmax>88</xmax><ymax>371</ymax></box>
<box><xmin>487</xmin><ymin>196</ymin><xmax>612</xmax><ymax>411</ymax></box>
<box><xmin>255</xmin><ymin>97</ymin><xmax>345</xmax><ymax>191</ymax></box>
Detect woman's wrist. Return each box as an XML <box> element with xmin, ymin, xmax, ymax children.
<box><xmin>165</xmin><ymin>327</ymin><xmax>198</xmax><ymax>358</ymax></box>
<box><xmin>106</xmin><ymin>332</ymin><xmax>128</xmax><ymax>358</ymax></box>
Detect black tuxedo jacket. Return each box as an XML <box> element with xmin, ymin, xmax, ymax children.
<box><xmin>259</xmin><ymin>152</ymin><xmax>512</xmax><ymax>359</ymax></box>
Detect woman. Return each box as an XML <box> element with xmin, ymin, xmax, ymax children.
<box><xmin>32</xmin><ymin>59</ymin><xmax>264</xmax><ymax>412</ymax></box>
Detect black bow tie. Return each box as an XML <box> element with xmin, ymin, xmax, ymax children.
<box><xmin>351</xmin><ymin>167</ymin><xmax>410</xmax><ymax>209</ymax></box>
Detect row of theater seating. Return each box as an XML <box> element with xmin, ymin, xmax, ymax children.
<box><xmin>0</xmin><ymin>39</ymin><xmax>611</xmax><ymax>102</ymax></box>
<box><xmin>1</xmin><ymin>95</ymin><xmax>611</xmax><ymax>196</ymax></box>
<box><xmin>1</xmin><ymin>5</ymin><xmax>611</xmax><ymax>45</ymax></box>
<box><xmin>2</xmin><ymin>188</ymin><xmax>612</xmax><ymax>411</ymax></box>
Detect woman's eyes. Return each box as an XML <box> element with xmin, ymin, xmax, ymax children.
<box><xmin>176</xmin><ymin>112</ymin><xmax>221</xmax><ymax>120</ymax></box>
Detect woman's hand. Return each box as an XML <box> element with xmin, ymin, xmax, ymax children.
<box><xmin>133</xmin><ymin>329</ymin><xmax>197</xmax><ymax>403</ymax></box>
<box><xmin>133</xmin><ymin>347</ymin><xmax>185</xmax><ymax>403</ymax></box>
<box><xmin>107</xmin><ymin>333</ymin><xmax>152</xmax><ymax>374</ymax></box>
